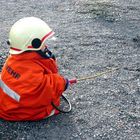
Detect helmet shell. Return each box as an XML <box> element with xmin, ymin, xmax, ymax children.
<box><xmin>9</xmin><ymin>17</ymin><xmax>54</xmax><ymax>54</ymax></box>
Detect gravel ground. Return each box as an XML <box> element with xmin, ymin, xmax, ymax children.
<box><xmin>0</xmin><ymin>0</ymin><xmax>140</xmax><ymax>140</ymax></box>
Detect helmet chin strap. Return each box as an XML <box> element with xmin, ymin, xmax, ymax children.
<box><xmin>37</xmin><ymin>47</ymin><xmax>56</xmax><ymax>60</ymax></box>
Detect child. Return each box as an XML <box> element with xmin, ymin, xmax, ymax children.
<box><xmin>0</xmin><ymin>17</ymin><xmax>69</xmax><ymax>121</ymax></box>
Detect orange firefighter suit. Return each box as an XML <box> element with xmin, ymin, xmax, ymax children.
<box><xmin>0</xmin><ymin>51</ymin><xmax>67</xmax><ymax>121</ymax></box>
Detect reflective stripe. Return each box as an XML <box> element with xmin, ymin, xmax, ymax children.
<box><xmin>0</xmin><ymin>79</ymin><xmax>20</xmax><ymax>102</ymax></box>
<box><xmin>41</xmin><ymin>31</ymin><xmax>54</xmax><ymax>42</ymax></box>
<box><xmin>10</xmin><ymin>47</ymin><xmax>21</xmax><ymax>51</ymax></box>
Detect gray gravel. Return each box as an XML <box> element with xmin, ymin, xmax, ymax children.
<box><xmin>0</xmin><ymin>0</ymin><xmax>140</xmax><ymax>140</ymax></box>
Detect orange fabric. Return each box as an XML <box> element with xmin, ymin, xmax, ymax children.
<box><xmin>0</xmin><ymin>52</ymin><xmax>66</xmax><ymax>121</ymax></box>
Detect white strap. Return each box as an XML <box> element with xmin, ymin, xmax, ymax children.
<box><xmin>0</xmin><ymin>79</ymin><xmax>20</xmax><ymax>102</ymax></box>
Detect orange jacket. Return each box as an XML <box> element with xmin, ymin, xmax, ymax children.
<box><xmin>0</xmin><ymin>51</ymin><xmax>66</xmax><ymax>121</ymax></box>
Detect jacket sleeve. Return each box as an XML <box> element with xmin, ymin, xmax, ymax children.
<box><xmin>33</xmin><ymin>72</ymin><xmax>67</xmax><ymax>105</ymax></box>
<box><xmin>44</xmin><ymin>73</ymin><xmax>66</xmax><ymax>98</ymax></box>
<box><xmin>33</xmin><ymin>59</ymin><xmax>67</xmax><ymax>99</ymax></box>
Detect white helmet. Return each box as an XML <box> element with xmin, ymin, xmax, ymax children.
<box><xmin>8</xmin><ymin>17</ymin><xmax>54</xmax><ymax>54</ymax></box>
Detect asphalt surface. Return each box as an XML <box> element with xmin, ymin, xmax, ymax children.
<box><xmin>0</xmin><ymin>0</ymin><xmax>140</xmax><ymax>140</ymax></box>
